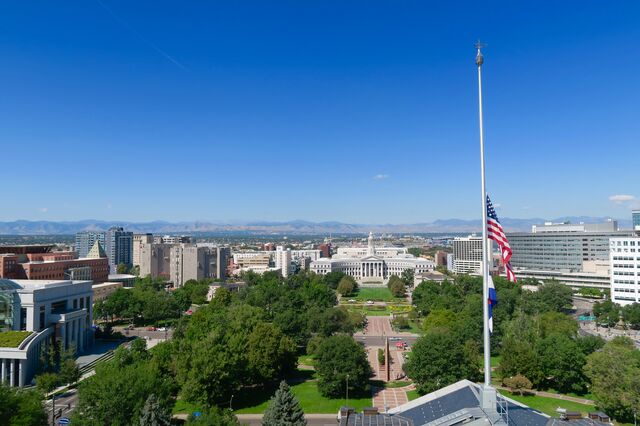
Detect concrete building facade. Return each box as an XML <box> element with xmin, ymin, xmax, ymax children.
<box><xmin>610</xmin><ymin>236</ymin><xmax>640</xmax><ymax>305</ymax></box>
<box><xmin>452</xmin><ymin>236</ymin><xmax>483</xmax><ymax>275</ymax></box>
<box><xmin>0</xmin><ymin>279</ymin><xmax>93</xmax><ymax>387</ymax></box>
<box><xmin>310</xmin><ymin>233</ymin><xmax>435</xmax><ymax>284</ymax></box>
<box><xmin>508</xmin><ymin>221</ymin><xmax>631</xmax><ymax>273</ymax></box>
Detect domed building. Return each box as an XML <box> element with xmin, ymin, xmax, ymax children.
<box><xmin>310</xmin><ymin>232</ymin><xmax>435</xmax><ymax>285</ymax></box>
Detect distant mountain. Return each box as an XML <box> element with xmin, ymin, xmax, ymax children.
<box><xmin>0</xmin><ymin>217</ymin><xmax>631</xmax><ymax>235</ymax></box>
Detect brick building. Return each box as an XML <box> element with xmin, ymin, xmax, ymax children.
<box><xmin>0</xmin><ymin>243</ymin><xmax>109</xmax><ymax>283</ymax></box>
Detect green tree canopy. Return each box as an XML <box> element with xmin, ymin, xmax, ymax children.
<box><xmin>315</xmin><ymin>334</ymin><xmax>372</xmax><ymax>398</ymax></box>
<box><xmin>404</xmin><ymin>329</ymin><xmax>481</xmax><ymax>394</ymax></box>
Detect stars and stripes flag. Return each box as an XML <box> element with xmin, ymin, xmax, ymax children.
<box><xmin>487</xmin><ymin>195</ymin><xmax>517</xmax><ymax>283</ymax></box>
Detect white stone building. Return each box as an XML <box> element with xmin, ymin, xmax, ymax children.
<box><xmin>310</xmin><ymin>233</ymin><xmax>434</xmax><ymax>285</ymax></box>
<box><xmin>0</xmin><ymin>279</ymin><xmax>93</xmax><ymax>387</ymax></box>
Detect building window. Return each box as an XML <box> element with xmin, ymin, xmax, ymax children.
<box><xmin>39</xmin><ymin>306</ymin><xmax>45</xmax><ymax>330</ymax></box>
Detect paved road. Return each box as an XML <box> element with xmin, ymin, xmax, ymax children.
<box><xmin>46</xmin><ymin>389</ymin><xmax>79</xmax><ymax>425</ymax></box>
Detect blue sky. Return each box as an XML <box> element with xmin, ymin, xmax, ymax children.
<box><xmin>1</xmin><ymin>1</ymin><xmax>639</xmax><ymax>223</ymax></box>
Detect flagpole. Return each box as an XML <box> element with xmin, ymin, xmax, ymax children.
<box><xmin>476</xmin><ymin>41</ymin><xmax>492</xmax><ymax>389</ymax></box>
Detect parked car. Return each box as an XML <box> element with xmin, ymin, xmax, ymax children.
<box><xmin>366</xmin><ymin>300</ymin><xmax>374</xmax><ymax>305</ymax></box>
<box><xmin>146</xmin><ymin>326</ymin><xmax>156</xmax><ymax>331</ymax></box>
<box><xmin>157</xmin><ymin>327</ymin><xmax>167</xmax><ymax>332</ymax></box>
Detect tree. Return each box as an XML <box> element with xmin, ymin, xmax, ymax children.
<box><xmin>408</xmin><ymin>247</ymin><xmax>422</xmax><ymax>258</ymax></box>
<box><xmin>585</xmin><ymin>337</ymin><xmax>640</xmax><ymax>422</ymax></box>
<box><xmin>59</xmin><ymin>358</ymin><xmax>81</xmax><ymax>386</ymax></box>
<box><xmin>117</xmin><ymin>263</ymin><xmax>130</xmax><ymax>274</ymax></box>
<box><xmin>387</xmin><ymin>275</ymin><xmax>406</xmax><ymax>297</ymax></box>
<box><xmin>423</xmin><ymin>309</ymin><xmax>457</xmax><ymax>333</ymax></box>
<box><xmin>315</xmin><ymin>335</ymin><xmax>372</xmax><ymax>398</ymax></box>
<box><xmin>377</xmin><ymin>348</ymin><xmax>385</xmax><ymax>365</ymax></box>
<box><xmin>247</xmin><ymin>323</ymin><xmax>296</xmax><ymax>384</ymax></box>
<box><xmin>262</xmin><ymin>381</ymin><xmax>307</xmax><ymax>426</ymax></box>
<box><xmin>139</xmin><ymin>394</ymin><xmax>171</xmax><ymax>426</ymax></box>
<box><xmin>623</xmin><ymin>303</ymin><xmax>640</xmax><ymax>329</ymax></box>
<box><xmin>593</xmin><ymin>300</ymin><xmax>620</xmax><ymax>327</ymax></box>
<box><xmin>336</xmin><ymin>276</ymin><xmax>356</xmax><ymax>296</ymax></box>
<box><xmin>401</xmin><ymin>269</ymin><xmax>414</xmax><ymax>288</ymax></box>
<box><xmin>404</xmin><ymin>330</ymin><xmax>479</xmax><ymax>394</ymax></box>
<box><xmin>323</xmin><ymin>272</ymin><xmax>347</xmax><ymax>290</ymax></box>
<box><xmin>35</xmin><ymin>372</ymin><xmax>60</xmax><ymax>395</ymax></box>
<box><xmin>73</xmin><ymin>346</ymin><xmax>174</xmax><ymax>426</ymax></box>
<box><xmin>0</xmin><ymin>383</ymin><xmax>48</xmax><ymax>426</ymax></box>
<box><xmin>503</xmin><ymin>374</ymin><xmax>532</xmax><ymax>396</ymax></box>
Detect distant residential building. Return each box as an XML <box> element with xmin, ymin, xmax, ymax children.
<box><xmin>310</xmin><ymin>233</ymin><xmax>435</xmax><ymax>284</ymax></box>
<box><xmin>508</xmin><ymin>221</ymin><xmax>632</xmax><ymax>273</ymax></box>
<box><xmin>76</xmin><ymin>228</ymin><xmax>133</xmax><ymax>273</ymax></box>
<box><xmin>434</xmin><ymin>250</ymin><xmax>448</xmax><ymax>267</ymax></box>
<box><xmin>0</xmin><ymin>278</ymin><xmax>93</xmax><ymax>387</ymax></box>
<box><xmin>609</xmin><ymin>236</ymin><xmax>640</xmax><ymax>305</ymax></box>
<box><xmin>298</xmin><ymin>256</ymin><xmax>312</xmax><ymax>271</ymax></box>
<box><xmin>446</xmin><ymin>253</ymin><xmax>454</xmax><ymax>271</ymax></box>
<box><xmin>105</xmin><ymin>227</ymin><xmax>133</xmax><ymax>273</ymax></box>
<box><xmin>275</xmin><ymin>246</ymin><xmax>292</xmax><ymax>278</ymax></box>
<box><xmin>169</xmin><ymin>244</ymin><xmax>228</xmax><ymax>286</ymax></box>
<box><xmin>153</xmin><ymin>235</ymin><xmax>193</xmax><ymax>245</ymax></box>
<box><xmin>318</xmin><ymin>243</ymin><xmax>332</xmax><ymax>258</ymax></box>
<box><xmin>92</xmin><ymin>281</ymin><xmax>123</xmax><ymax>302</ymax></box>
<box><xmin>75</xmin><ymin>231</ymin><xmax>106</xmax><ymax>258</ymax></box>
<box><xmin>633</xmin><ymin>210</ymin><xmax>640</xmax><ymax>231</ymax></box>
<box><xmin>452</xmin><ymin>236</ymin><xmax>483</xmax><ymax>275</ymax></box>
<box><xmin>132</xmin><ymin>234</ymin><xmax>153</xmax><ymax>267</ymax></box>
<box><xmin>139</xmin><ymin>243</ymin><xmax>173</xmax><ymax>280</ymax></box>
<box><xmin>0</xmin><ymin>243</ymin><xmax>109</xmax><ymax>283</ymax></box>
<box><xmin>263</xmin><ymin>243</ymin><xmax>276</xmax><ymax>251</ymax></box>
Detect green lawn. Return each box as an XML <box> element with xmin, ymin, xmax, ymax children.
<box><xmin>500</xmin><ymin>391</ymin><xmax>596</xmax><ymax>417</ymax></box>
<box><xmin>352</xmin><ymin>288</ymin><xmax>403</xmax><ymax>302</ymax></box>
<box><xmin>0</xmin><ymin>331</ymin><xmax>32</xmax><ymax>348</ymax></box>
<box><xmin>297</xmin><ymin>354</ymin><xmax>315</xmax><ymax>367</ymax></box>
<box><xmin>172</xmin><ymin>369</ymin><xmax>371</xmax><ymax>415</ymax></box>
<box><xmin>407</xmin><ymin>390</ymin><xmax>421</xmax><ymax>401</ymax></box>
<box><xmin>490</xmin><ymin>355</ymin><xmax>501</xmax><ymax>368</ymax></box>
<box><xmin>233</xmin><ymin>378</ymin><xmax>371</xmax><ymax>414</ymax></box>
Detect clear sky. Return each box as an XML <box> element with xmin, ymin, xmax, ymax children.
<box><xmin>1</xmin><ymin>1</ymin><xmax>639</xmax><ymax>223</ymax></box>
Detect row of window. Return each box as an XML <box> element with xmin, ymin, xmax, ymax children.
<box><xmin>614</xmin><ymin>288</ymin><xmax>636</xmax><ymax>293</ymax></box>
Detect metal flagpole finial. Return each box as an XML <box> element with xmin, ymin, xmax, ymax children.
<box><xmin>475</xmin><ymin>40</ymin><xmax>486</xmax><ymax>66</ymax></box>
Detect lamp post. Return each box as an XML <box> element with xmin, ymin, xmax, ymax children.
<box><xmin>346</xmin><ymin>374</ymin><xmax>349</xmax><ymax>406</ymax></box>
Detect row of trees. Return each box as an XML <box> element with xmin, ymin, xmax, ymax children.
<box><xmin>93</xmin><ymin>277</ymin><xmax>211</xmax><ymax>326</ymax></box>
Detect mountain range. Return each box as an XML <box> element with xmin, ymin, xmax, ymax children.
<box><xmin>0</xmin><ymin>217</ymin><xmax>630</xmax><ymax>235</ymax></box>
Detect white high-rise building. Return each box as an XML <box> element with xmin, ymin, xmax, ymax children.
<box><xmin>452</xmin><ymin>235</ymin><xmax>484</xmax><ymax>275</ymax></box>
<box><xmin>609</xmin><ymin>236</ymin><xmax>640</xmax><ymax>306</ymax></box>
<box><xmin>275</xmin><ymin>246</ymin><xmax>292</xmax><ymax>278</ymax></box>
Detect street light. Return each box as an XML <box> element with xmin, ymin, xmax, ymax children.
<box><xmin>230</xmin><ymin>394</ymin><xmax>234</xmax><ymax>411</ymax></box>
<box><xmin>346</xmin><ymin>374</ymin><xmax>349</xmax><ymax>406</ymax></box>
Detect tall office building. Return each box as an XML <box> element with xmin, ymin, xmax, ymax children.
<box><xmin>508</xmin><ymin>221</ymin><xmax>631</xmax><ymax>272</ymax></box>
<box><xmin>105</xmin><ymin>227</ymin><xmax>133</xmax><ymax>273</ymax></box>
<box><xmin>609</xmin><ymin>236</ymin><xmax>640</xmax><ymax>305</ymax></box>
<box><xmin>75</xmin><ymin>232</ymin><xmax>106</xmax><ymax>258</ymax></box>
<box><xmin>169</xmin><ymin>244</ymin><xmax>227</xmax><ymax>286</ymax></box>
<box><xmin>133</xmin><ymin>234</ymin><xmax>153</xmax><ymax>267</ymax></box>
<box><xmin>452</xmin><ymin>236</ymin><xmax>483</xmax><ymax>274</ymax></box>
<box><xmin>139</xmin><ymin>243</ymin><xmax>173</xmax><ymax>279</ymax></box>
<box><xmin>633</xmin><ymin>210</ymin><xmax>640</xmax><ymax>231</ymax></box>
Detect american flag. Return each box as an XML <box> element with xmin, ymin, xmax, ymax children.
<box><xmin>487</xmin><ymin>195</ymin><xmax>517</xmax><ymax>283</ymax></box>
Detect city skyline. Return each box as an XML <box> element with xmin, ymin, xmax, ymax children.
<box><xmin>1</xmin><ymin>1</ymin><xmax>639</xmax><ymax>223</ymax></box>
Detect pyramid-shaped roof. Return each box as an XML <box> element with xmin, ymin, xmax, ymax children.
<box><xmin>86</xmin><ymin>240</ymin><xmax>107</xmax><ymax>258</ymax></box>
